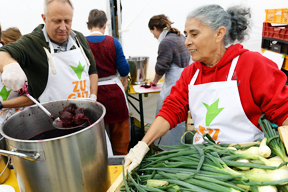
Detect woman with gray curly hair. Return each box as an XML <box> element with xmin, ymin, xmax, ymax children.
<box><xmin>125</xmin><ymin>4</ymin><xmax>288</xmax><ymax>171</ymax></box>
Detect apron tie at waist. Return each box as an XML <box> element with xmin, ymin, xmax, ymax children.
<box><xmin>98</xmin><ymin>74</ymin><xmax>118</xmax><ymax>82</ymax></box>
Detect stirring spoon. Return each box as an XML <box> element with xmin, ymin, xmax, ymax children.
<box><xmin>26</xmin><ymin>94</ymin><xmax>88</xmax><ymax>129</ymax></box>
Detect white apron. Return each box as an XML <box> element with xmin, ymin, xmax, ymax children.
<box><xmin>0</xmin><ymin>81</ymin><xmax>24</xmax><ymax>124</ymax></box>
<box><xmin>40</xmin><ymin>33</ymin><xmax>113</xmax><ymax>156</ymax></box>
<box><xmin>154</xmin><ymin>64</ymin><xmax>186</xmax><ymax>150</ymax></box>
<box><xmin>39</xmin><ymin>35</ymin><xmax>90</xmax><ymax>102</ymax></box>
<box><xmin>189</xmin><ymin>56</ymin><xmax>264</xmax><ymax>144</ymax></box>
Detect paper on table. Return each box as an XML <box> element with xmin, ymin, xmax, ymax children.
<box><xmin>133</xmin><ymin>83</ymin><xmax>163</xmax><ymax>94</ymax></box>
<box><xmin>262</xmin><ymin>50</ymin><xmax>285</xmax><ymax>70</ymax></box>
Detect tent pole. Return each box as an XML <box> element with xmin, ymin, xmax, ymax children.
<box><xmin>116</xmin><ymin>0</ymin><xmax>122</xmax><ymax>44</ymax></box>
<box><xmin>106</xmin><ymin>0</ymin><xmax>112</xmax><ymax>36</ymax></box>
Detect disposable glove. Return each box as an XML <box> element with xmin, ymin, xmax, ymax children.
<box><xmin>2</xmin><ymin>62</ymin><xmax>27</xmax><ymax>91</ymax></box>
<box><xmin>124</xmin><ymin>141</ymin><xmax>149</xmax><ymax>172</ymax></box>
<box><xmin>89</xmin><ymin>94</ymin><xmax>97</xmax><ymax>101</ymax></box>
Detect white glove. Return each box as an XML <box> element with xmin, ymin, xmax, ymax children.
<box><xmin>124</xmin><ymin>141</ymin><xmax>149</xmax><ymax>172</ymax></box>
<box><xmin>89</xmin><ymin>94</ymin><xmax>97</xmax><ymax>101</ymax></box>
<box><xmin>2</xmin><ymin>62</ymin><xmax>27</xmax><ymax>91</ymax></box>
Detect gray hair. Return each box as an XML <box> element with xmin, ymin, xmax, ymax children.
<box><xmin>187</xmin><ymin>4</ymin><xmax>251</xmax><ymax>46</ymax></box>
<box><xmin>44</xmin><ymin>0</ymin><xmax>74</xmax><ymax>16</ymax></box>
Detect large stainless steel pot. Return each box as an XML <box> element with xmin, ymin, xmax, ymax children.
<box><xmin>0</xmin><ymin>99</ymin><xmax>110</xmax><ymax>192</ymax></box>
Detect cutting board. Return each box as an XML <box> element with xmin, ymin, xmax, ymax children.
<box><xmin>278</xmin><ymin>126</ymin><xmax>288</xmax><ymax>154</ymax></box>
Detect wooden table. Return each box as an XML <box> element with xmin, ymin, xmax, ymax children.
<box><xmin>3</xmin><ymin>165</ymin><xmax>122</xmax><ymax>192</ymax></box>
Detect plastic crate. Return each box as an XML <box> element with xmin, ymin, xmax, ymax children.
<box><xmin>261</xmin><ymin>39</ymin><xmax>288</xmax><ymax>55</ymax></box>
<box><xmin>265</xmin><ymin>8</ymin><xmax>288</xmax><ymax>24</ymax></box>
<box><xmin>262</xmin><ymin>22</ymin><xmax>288</xmax><ymax>40</ymax></box>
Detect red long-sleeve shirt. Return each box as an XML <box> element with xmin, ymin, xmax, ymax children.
<box><xmin>157</xmin><ymin>44</ymin><xmax>288</xmax><ymax>130</ymax></box>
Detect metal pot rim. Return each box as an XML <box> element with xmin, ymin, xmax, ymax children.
<box><xmin>0</xmin><ymin>99</ymin><xmax>106</xmax><ymax>143</ymax></box>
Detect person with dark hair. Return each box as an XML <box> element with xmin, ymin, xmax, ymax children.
<box><xmin>125</xmin><ymin>4</ymin><xmax>288</xmax><ymax>171</ymax></box>
<box><xmin>148</xmin><ymin>14</ymin><xmax>190</xmax><ymax>150</ymax></box>
<box><xmin>86</xmin><ymin>9</ymin><xmax>130</xmax><ymax>155</ymax></box>
<box><xmin>1</xmin><ymin>27</ymin><xmax>22</xmax><ymax>45</ymax></box>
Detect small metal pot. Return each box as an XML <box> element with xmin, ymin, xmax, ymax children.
<box><xmin>127</xmin><ymin>56</ymin><xmax>149</xmax><ymax>84</ymax></box>
<box><xmin>0</xmin><ymin>99</ymin><xmax>110</xmax><ymax>192</ymax></box>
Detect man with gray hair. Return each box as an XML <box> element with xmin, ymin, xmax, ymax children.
<box><xmin>0</xmin><ymin>0</ymin><xmax>98</xmax><ymax>103</ymax></box>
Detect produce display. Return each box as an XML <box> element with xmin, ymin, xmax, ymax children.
<box><xmin>58</xmin><ymin>103</ymin><xmax>89</xmax><ymax>128</ymax></box>
<box><xmin>123</xmin><ymin>115</ymin><xmax>288</xmax><ymax>192</ymax></box>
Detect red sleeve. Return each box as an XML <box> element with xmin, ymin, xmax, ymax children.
<box><xmin>156</xmin><ymin>65</ymin><xmax>195</xmax><ymax>129</ymax></box>
<box><xmin>249</xmin><ymin>53</ymin><xmax>288</xmax><ymax>125</ymax></box>
<box><xmin>238</xmin><ymin>51</ymin><xmax>288</xmax><ymax>127</ymax></box>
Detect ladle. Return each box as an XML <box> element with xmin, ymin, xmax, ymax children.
<box><xmin>26</xmin><ymin>94</ymin><xmax>88</xmax><ymax>129</ymax></box>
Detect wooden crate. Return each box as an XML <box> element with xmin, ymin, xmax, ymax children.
<box><xmin>107</xmin><ymin>166</ymin><xmax>128</xmax><ymax>192</ymax></box>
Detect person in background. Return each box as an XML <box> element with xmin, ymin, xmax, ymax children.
<box><xmin>86</xmin><ymin>9</ymin><xmax>130</xmax><ymax>155</ymax></box>
<box><xmin>148</xmin><ymin>14</ymin><xmax>190</xmax><ymax>150</ymax></box>
<box><xmin>1</xmin><ymin>27</ymin><xmax>22</xmax><ymax>45</ymax></box>
<box><xmin>125</xmin><ymin>4</ymin><xmax>288</xmax><ymax>171</ymax></box>
<box><xmin>0</xmin><ymin>26</ymin><xmax>32</xmax><ymax>124</ymax></box>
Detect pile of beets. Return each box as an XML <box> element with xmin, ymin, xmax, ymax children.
<box><xmin>58</xmin><ymin>103</ymin><xmax>89</xmax><ymax>128</ymax></box>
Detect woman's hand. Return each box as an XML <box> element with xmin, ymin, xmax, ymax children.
<box><xmin>120</xmin><ymin>76</ymin><xmax>128</xmax><ymax>91</ymax></box>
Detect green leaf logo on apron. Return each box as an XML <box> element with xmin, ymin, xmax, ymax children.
<box><xmin>70</xmin><ymin>61</ymin><xmax>85</xmax><ymax>80</ymax></box>
<box><xmin>0</xmin><ymin>86</ymin><xmax>11</xmax><ymax>101</ymax></box>
<box><xmin>203</xmin><ymin>98</ymin><xmax>224</xmax><ymax>126</ymax></box>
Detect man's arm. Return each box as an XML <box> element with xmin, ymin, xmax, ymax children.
<box><xmin>0</xmin><ymin>52</ymin><xmax>17</xmax><ymax>72</ymax></box>
<box><xmin>89</xmin><ymin>74</ymin><xmax>98</xmax><ymax>96</ymax></box>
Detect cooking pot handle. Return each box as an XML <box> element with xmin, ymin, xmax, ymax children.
<box><xmin>0</xmin><ymin>149</ymin><xmax>41</xmax><ymax>161</ymax></box>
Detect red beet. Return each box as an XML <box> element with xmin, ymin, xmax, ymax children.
<box><xmin>59</xmin><ymin>111</ymin><xmax>74</xmax><ymax>127</ymax></box>
<box><xmin>73</xmin><ymin>113</ymin><xmax>87</xmax><ymax>125</ymax></box>
<box><xmin>63</xmin><ymin>103</ymin><xmax>77</xmax><ymax>113</ymax></box>
<box><xmin>74</xmin><ymin>107</ymin><xmax>84</xmax><ymax>115</ymax></box>
<box><xmin>140</xmin><ymin>84</ymin><xmax>151</xmax><ymax>88</ymax></box>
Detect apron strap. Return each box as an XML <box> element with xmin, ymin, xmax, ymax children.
<box><xmin>43</xmin><ymin>47</ymin><xmax>57</xmax><ymax>74</ymax></box>
<box><xmin>75</xmin><ymin>37</ymin><xmax>91</xmax><ymax>66</ymax></box>
<box><xmin>227</xmin><ymin>55</ymin><xmax>240</xmax><ymax>81</ymax></box>
<box><xmin>190</xmin><ymin>69</ymin><xmax>200</xmax><ymax>85</ymax></box>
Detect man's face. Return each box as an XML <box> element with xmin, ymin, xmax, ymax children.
<box><xmin>41</xmin><ymin>0</ymin><xmax>73</xmax><ymax>43</ymax></box>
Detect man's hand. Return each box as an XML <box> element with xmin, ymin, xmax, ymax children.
<box><xmin>90</xmin><ymin>94</ymin><xmax>97</xmax><ymax>101</ymax></box>
<box><xmin>124</xmin><ymin>141</ymin><xmax>149</xmax><ymax>172</ymax></box>
<box><xmin>2</xmin><ymin>62</ymin><xmax>26</xmax><ymax>91</ymax></box>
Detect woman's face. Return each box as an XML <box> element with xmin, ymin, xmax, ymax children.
<box><xmin>150</xmin><ymin>27</ymin><xmax>162</xmax><ymax>39</ymax></box>
<box><xmin>184</xmin><ymin>18</ymin><xmax>219</xmax><ymax>64</ymax></box>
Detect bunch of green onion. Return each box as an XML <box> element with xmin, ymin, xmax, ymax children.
<box><xmin>122</xmin><ymin>115</ymin><xmax>288</xmax><ymax>192</ymax></box>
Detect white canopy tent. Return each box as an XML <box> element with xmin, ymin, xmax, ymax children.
<box><xmin>0</xmin><ymin>0</ymin><xmax>109</xmax><ymax>36</ymax></box>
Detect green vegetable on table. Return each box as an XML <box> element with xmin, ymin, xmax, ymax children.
<box><xmin>122</xmin><ymin>116</ymin><xmax>288</xmax><ymax>191</ymax></box>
